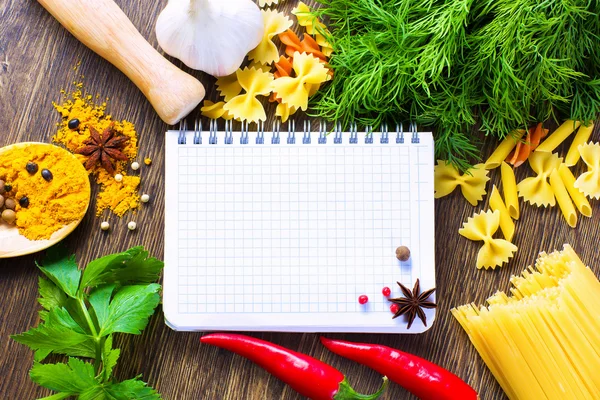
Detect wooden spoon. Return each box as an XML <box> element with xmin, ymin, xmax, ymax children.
<box><xmin>0</xmin><ymin>143</ymin><xmax>91</xmax><ymax>259</ymax></box>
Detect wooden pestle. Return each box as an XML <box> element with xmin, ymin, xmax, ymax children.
<box><xmin>37</xmin><ymin>0</ymin><xmax>205</xmax><ymax>125</ymax></box>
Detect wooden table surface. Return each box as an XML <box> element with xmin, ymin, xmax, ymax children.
<box><xmin>2</xmin><ymin>1</ymin><xmax>600</xmax><ymax>399</ymax></box>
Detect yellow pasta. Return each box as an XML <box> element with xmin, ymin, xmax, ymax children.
<box><xmin>200</xmin><ymin>101</ymin><xmax>234</xmax><ymax>120</ymax></box>
<box><xmin>535</xmin><ymin>120</ymin><xmax>581</xmax><ymax>153</ymax></box>
<box><xmin>549</xmin><ymin>170</ymin><xmax>577</xmax><ymax>228</ymax></box>
<box><xmin>223</xmin><ymin>67</ymin><xmax>274</xmax><ymax>123</ymax></box>
<box><xmin>485</xmin><ymin>130</ymin><xmax>526</xmax><ymax>169</ymax></box>
<box><xmin>517</xmin><ymin>152</ymin><xmax>562</xmax><ymax>207</ymax></box>
<box><xmin>574</xmin><ymin>142</ymin><xmax>600</xmax><ymax>199</ymax></box>
<box><xmin>500</xmin><ymin>161</ymin><xmax>519</xmax><ymax>220</ymax></box>
<box><xmin>452</xmin><ymin>245</ymin><xmax>600</xmax><ymax>400</ymax></box>
<box><xmin>216</xmin><ymin>73</ymin><xmax>242</xmax><ymax>102</ymax></box>
<box><xmin>292</xmin><ymin>2</ymin><xmax>334</xmax><ymax>56</ymax></box>
<box><xmin>271</xmin><ymin>52</ymin><xmax>330</xmax><ymax>111</ymax></box>
<box><xmin>258</xmin><ymin>0</ymin><xmax>282</xmax><ymax>7</ymax></box>
<box><xmin>275</xmin><ymin>103</ymin><xmax>297</xmax><ymax>123</ymax></box>
<box><xmin>565</xmin><ymin>122</ymin><xmax>594</xmax><ymax>167</ymax></box>
<box><xmin>489</xmin><ymin>185</ymin><xmax>515</xmax><ymax>241</ymax></box>
<box><xmin>248</xmin><ymin>10</ymin><xmax>293</xmax><ymax>64</ymax></box>
<box><xmin>558</xmin><ymin>164</ymin><xmax>592</xmax><ymax>217</ymax></box>
<box><xmin>434</xmin><ymin>161</ymin><xmax>489</xmax><ymax>206</ymax></box>
<box><xmin>458</xmin><ymin>210</ymin><xmax>518</xmax><ymax>270</ymax></box>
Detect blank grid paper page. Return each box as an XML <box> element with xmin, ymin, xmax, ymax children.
<box><xmin>165</xmin><ymin>130</ymin><xmax>435</xmax><ymax>333</ymax></box>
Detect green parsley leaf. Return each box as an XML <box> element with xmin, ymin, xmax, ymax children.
<box><xmin>103</xmin><ymin>377</ymin><xmax>162</xmax><ymax>400</ymax></box>
<box><xmin>38</xmin><ymin>277</ymin><xmax>67</xmax><ymax>311</ymax></box>
<box><xmin>89</xmin><ymin>284</ymin><xmax>116</xmax><ymax>330</ymax></box>
<box><xmin>38</xmin><ymin>393</ymin><xmax>72</xmax><ymax>400</ymax></box>
<box><xmin>30</xmin><ymin>358</ymin><xmax>98</xmax><ymax>394</ymax></box>
<box><xmin>98</xmin><ymin>284</ymin><xmax>161</xmax><ymax>336</ymax></box>
<box><xmin>102</xmin><ymin>336</ymin><xmax>120</xmax><ymax>382</ymax></box>
<box><xmin>12</xmin><ymin>321</ymin><xmax>94</xmax><ymax>361</ymax></box>
<box><xmin>38</xmin><ymin>246</ymin><xmax>81</xmax><ymax>298</ymax></box>
<box><xmin>80</xmin><ymin>247</ymin><xmax>164</xmax><ymax>290</ymax></box>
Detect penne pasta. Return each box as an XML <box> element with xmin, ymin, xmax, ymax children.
<box><xmin>489</xmin><ymin>185</ymin><xmax>515</xmax><ymax>241</ymax></box>
<box><xmin>536</xmin><ymin>120</ymin><xmax>581</xmax><ymax>153</ymax></box>
<box><xmin>501</xmin><ymin>161</ymin><xmax>519</xmax><ymax>219</ymax></box>
<box><xmin>485</xmin><ymin>130</ymin><xmax>525</xmax><ymax>169</ymax></box>
<box><xmin>549</xmin><ymin>169</ymin><xmax>577</xmax><ymax>228</ymax></box>
<box><xmin>565</xmin><ymin>122</ymin><xmax>594</xmax><ymax>166</ymax></box>
<box><xmin>558</xmin><ymin>164</ymin><xmax>592</xmax><ymax>217</ymax></box>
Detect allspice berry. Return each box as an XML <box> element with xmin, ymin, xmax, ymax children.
<box><xmin>4</xmin><ymin>198</ymin><xmax>16</xmax><ymax>210</ymax></box>
<box><xmin>0</xmin><ymin>194</ymin><xmax>4</xmax><ymax>208</ymax></box>
<box><xmin>396</xmin><ymin>246</ymin><xmax>411</xmax><ymax>261</ymax></box>
<box><xmin>2</xmin><ymin>209</ymin><xmax>16</xmax><ymax>224</ymax></box>
<box><xmin>0</xmin><ymin>180</ymin><xmax>5</xmax><ymax>194</ymax></box>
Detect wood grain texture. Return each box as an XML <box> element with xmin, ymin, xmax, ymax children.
<box><xmin>1</xmin><ymin>0</ymin><xmax>599</xmax><ymax>399</ymax></box>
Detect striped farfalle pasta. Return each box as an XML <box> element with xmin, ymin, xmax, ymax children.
<box><xmin>536</xmin><ymin>120</ymin><xmax>581</xmax><ymax>153</ymax></box>
<box><xmin>459</xmin><ymin>210</ymin><xmax>518</xmax><ymax>269</ymax></box>
<box><xmin>434</xmin><ymin>161</ymin><xmax>490</xmax><ymax>206</ymax></box>
<box><xmin>222</xmin><ymin>67</ymin><xmax>274</xmax><ymax>123</ymax></box>
<box><xmin>500</xmin><ymin>161</ymin><xmax>519</xmax><ymax>220</ymax></box>
<box><xmin>488</xmin><ymin>185</ymin><xmax>515</xmax><ymax>241</ymax></box>
<box><xmin>517</xmin><ymin>152</ymin><xmax>562</xmax><ymax>207</ymax></box>
<box><xmin>248</xmin><ymin>10</ymin><xmax>293</xmax><ymax>65</ymax></box>
<box><xmin>258</xmin><ymin>0</ymin><xmax>283</xmax><ymax>7</ymax></box>
<box><xmin>574</xmin><ymin>142</ymin><xmax>600</xmax><ymax>199</ymax></box>
<box><xmin>271</xmin><ymin>52</ymin><xmax>330</xmax><ymax>111</ymax></box>
<box><xmin>565</xmin><ymin>122</ymin><xmax>594</xmax><ymax>167</ymax></box>
<box><xmin>485</xmin><ymin>130</ymin><xmax>526</xmax><ymax>169</ymax></box>
<box><xmin>292</xmin><ymin>2</ymin><xmax>333</xmax><ymax>57</ymax></box>
<box><xmin>201</xmin><ymin>101</ymin><xmax>234</xmax><ymax>120</ymax></box>
<box><xmin>452</xmin><ymin>245</ymin><xmax>600</xmax><ymax>400</ymax></box>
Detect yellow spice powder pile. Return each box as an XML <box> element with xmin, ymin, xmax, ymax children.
<box><xmin>0</xmin><ymin>144</ymin><xmax>89</xmax><ymax>240</ymax></box>
<box><xmin>52</xmin><ymin>85</ymin><xmax>141</xmax><ymax>217</ymax></box>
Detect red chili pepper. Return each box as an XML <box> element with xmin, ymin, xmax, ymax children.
<box><xmin>201</xmin><ymin>333</ymin><xmax>388</xmax><ymax>400</ymax></box>
<box><xmin>320</xmin><ymin>337</ymin><xmax>479</xmax><ymax>400</ymax></box>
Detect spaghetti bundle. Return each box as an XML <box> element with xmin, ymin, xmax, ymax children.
<box><xmin>452</xmin><ymin>245</ymin><xmax>600</xmax><ymax>400</ymax></box>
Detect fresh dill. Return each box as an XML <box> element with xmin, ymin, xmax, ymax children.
<box><xmin>310</xmin><ymin>0</ymin><xmax>600</xmax><ymax>170</ymax></box>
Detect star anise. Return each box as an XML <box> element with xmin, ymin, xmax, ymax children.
<box><xmin>74</xmin><ymin>124</ymin><xmax>129</xmax><ymax>175</ymax></box>
<box><xmin>388</xmin><ymin>279</ymin><xmax>437</xmax><ymax>329</ymax></box>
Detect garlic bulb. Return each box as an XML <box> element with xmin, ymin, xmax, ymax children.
<box><xmin>156</xmin><ymin>0</ymin><xmax>264</xmax><ymax>77</ymax></box>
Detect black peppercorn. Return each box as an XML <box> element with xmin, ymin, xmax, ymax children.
<box><xmin>26</xmin><ymin>162</ymin><xmax>39</xmax><ymax>174</ymax></box>
<box><xmin>68</xmin><ymin>118</ymin><xmax>80</xmax><ymax>130</ymax></box>
<box><xmin>4</xmin><ymin>184</ymin><xmax>12</xmax><ymax>192</ymax></box>
<box><xmin>41</xmin><ymin>169</ymin><xmax>53</xmax><ymax>182</ymax></box>
<box><xmin>19</xmin><ymin>196</ymin><xmax>29</xmax><ymax>208</ymax></box>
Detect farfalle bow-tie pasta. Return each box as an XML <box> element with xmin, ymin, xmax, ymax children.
<box><xmin>459</xmin><ymin>210</ymin><xmax>518</xmax><ymax>270</ymax></box>
<box><xmin>574</xmin><ymin>142</ymin><xmax>600</xmax><ymax>199</ymax></box>
<box><xmin>223</xmin><ymin>67</ymin><xmax>274</xmax><ymax>123</ymax></box>
<box><xmin>434</xmin><ymin>161</ymin><xmax>490</xmax><ymax>206</ymax></box>
<box><xmin>517</xmin><ymin>151</ymin><xmax>562</xmax><ymax>207</ymax></box>
<box><xmin>248</xmin><ymin>10</ymin><xmax>293</xmax><ymax>65</ymax></box>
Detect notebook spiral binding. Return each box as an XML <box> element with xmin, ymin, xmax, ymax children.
<box><xmin>178</xmin><ymin>120</ymin><xmax>420</xmax><ymax>145</ymax></box>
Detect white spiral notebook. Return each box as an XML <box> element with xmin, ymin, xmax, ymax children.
<box><xmin>164</xmin><ymin>120</ymin><xmax>436</xmax><ymax>333</ymax></box>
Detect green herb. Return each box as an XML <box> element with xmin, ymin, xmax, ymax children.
<box><xmin>12</xmin><ymin>246</ymin><xmax>164</xmax><ymax>399</ymax></box>
<box><xmin>309</xmin><ymin>0</ymin><xmax>600</xmax><ymax>170</ymax></box>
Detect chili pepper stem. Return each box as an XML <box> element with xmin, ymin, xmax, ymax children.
<box><xmin>334</xmin><ymin>377</ymin><xmax>388</xmax><ymax>400</ymax></box>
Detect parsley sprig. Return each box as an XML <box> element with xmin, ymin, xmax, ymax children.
<box><xmin>12</xmin><ymin>246</ymin><xmax>164</xmax><ymax>399</ymax></box>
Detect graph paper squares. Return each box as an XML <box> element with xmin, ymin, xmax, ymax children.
<box><xmin>177</xmin><ymin>144</ymin><xmax>418</xmax><ymax>314</ymax></box>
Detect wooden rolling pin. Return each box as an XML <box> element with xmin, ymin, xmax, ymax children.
<box><xmin>38</xmin><ymin>0</ymin><xmax>205</xmax><ymax>125</ymax></box>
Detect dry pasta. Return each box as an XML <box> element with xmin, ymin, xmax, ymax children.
<box><xmin>565</xmin><ymin>122</ymin><xmax>594</xmax><ymax>167</ymax></box>
<box><xmin>574</xmin><ymin>142</ymin><xmax>600</xmax><ymax>199</ymax></box>
<box><xmin>434</xmin><ymin>161</ymin><xmax>489</xmax><ymax>206</ymax></box>
<box><xmin>258</xmin><ymin>0</ymin><xmax>282</xmax><ymax>7</ymax></box>
<box><xmin>452</xmin><ymin>245</ymin><xmax>600</xmax><ymax>400</ymax></box>
<box><xmin>200</xmin><ymin>101</ymin><xmax>234</xmax><ymax>120</ymax></box>
<box><xmin>558</xmin><ymin>164</ymin><xmax>592</xmax><ymax>217</ymax></box>
<box><xmin>222</xmin><ymin>67</ymin><xmax>274</xmax><ymax>123</ymax></box>
<box><xmin>216</xmin><ymin>73</ymin><xmax>243</xmax><ymax>102</ymax></box>
<box><xmin>489</xmin><ymin>185</ymin><xmax>515</xmax><ymax>241</ymax></box>
<box><xmin>247</xmin><ymin>10</ymin><xmax>293</xmax><ymax>65</ymax></box>
<box><xmin>292</xmin><ymin>2</ymin><xmax>334</xmax><ymax>56</ymax></box>
<box><xmin>517</xmin><ymin>152</ymin><xmax>562</xmax><ymax>207</ymax></box>
<box><xmin>535</xmin><ymin>120</ymin><xmax>581</xmax><ymax>153</ymax></box>
<box><xmin>485</xmin><ymin>130</ymin><xmax>525</xmax><ymax>169</ymax></box>
<box><xmin>458</xmin><ymin>210</ymin><xmax>517</xmax><ymax>269</ymax></box>
<box><xmin>271</xmin><ymin>52</ymin><xmax>330</xmax><ymax>111</ymax></box>
<box><xmin>549</xmin><ymin>169</ymin><xmax>577</xmax><ymax>228</ymax></box>
<box><xmin>500</xmin><ymin>161</ymin><xmax>519</xmax><ymax>220</ymax></box>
